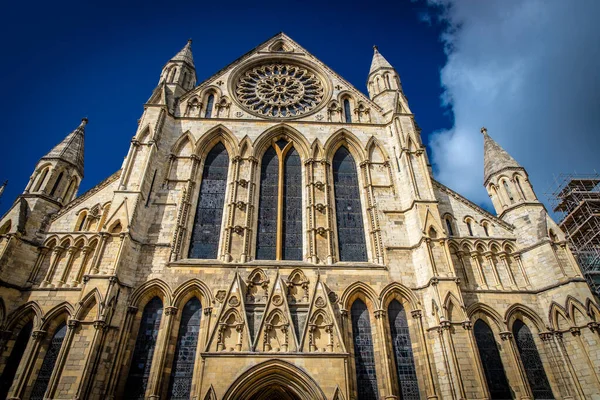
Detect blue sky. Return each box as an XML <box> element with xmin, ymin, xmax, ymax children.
<box><xmin>1</xmin><ymin>0</ymin><xmax>599</xmax><ymax>219</ymax></box>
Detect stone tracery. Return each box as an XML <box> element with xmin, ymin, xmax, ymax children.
<box><xmin>235</xmin><ymin>63</ymin><xmax>324</xmax><ymax>118</ymax></box>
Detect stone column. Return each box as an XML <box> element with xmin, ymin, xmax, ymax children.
<box><xmin>7</xmin><ymin>330</ymin><xmax>46</xmax><ymax>400</ymax></box>
<box><xmin>500</xmin><ymin>331</ymin><xmax>533</xmax><ymax>400</ymax></box>
<box><xmin>148</xmin><ymin>306</ymin><xmax>177</xmax><ymax>399</ymax></box>
<box><xmin>470</xmin><ymin>252</ymin><xmax>488</xmax><ymax>289</ymax></box>
<box><xmin>513</xmin><ymin>254</ymin><xmax>531</xmax><ymax>287</ymax></box>
<box><xmin>27</xmin><ymin>246</ymin><xmax>49</xmax><ymax>283</ymax></box>
<box><xmin>58</xmin><ymin>247</ymin><xmax>78</xmax><ymax>286</ymax></box>
<box><xmin>104</xmin><ymin>305</ymin><xmax>138</xmax><ymax>399</ymax></box>
<box><xmin>72</xmin><ymin>246</ymin><xmax>92</xmax><ymax>286</ymax></box>
<box><xmin>45</xmin><ymin>319</ymin><xmax>79</xmax><ymax>399</ymax></box>
<box><xmin>539</xmin><ymin>332</ymin><xmax>574</xmax><ymax>399</ymax></box>
<box><xmin>412</xmin><ymin>310</ymin><xmax>438</xmax><ymax>399</ymax></box>
<box><xmin>499</xmin><ymin>252</ymin><xmax>517</xmax><ymax>289</ymax></box>
<box><xmin>455</xmin><ymin>251</ymin><xmax>470</xmax><ymax>285</ymax></box>
<box><xmin>551</xmin><ymin>331</ymin><xmax>585</xmax><ymax>399</ymax></box>
<box><xmin>90</xmin><ymin>233</ymin><xmax>109</xmax><ymax>274</ymax></box>
<box><xmin>374</xmin><ymin>309</ymin><xmax>397</xmax><ymax>399</ymax></box>
<box><xmin>75</xmin><ymin>320</ymin><xmax>108</xmax><ymax>399</ymax></box>
<box><xmin>484</xmin><ymin>252</ymin><xmax>503</xmax><ymax>289</ymax></box>
<box><xmin>462</xmin><ymin>320</ymin><xmax>489</xmax><ymax>398</ymax></box>
<box><xmin>42</xmin><ymin>246</ymin><xmax>65</xmax><ymax>286</ymax></box>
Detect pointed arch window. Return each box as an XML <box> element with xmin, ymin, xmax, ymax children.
<box><xmin>445</xmin><ymin>217</ymin><xmax>454</xmax><ymax>236</ymax></box>
<box><xmin>34</xmin><ymin>168</ymin><xmax>49</xmax><ymax>192</ymax></box>
<box><xmin>204</xmin><ymin>94</ymin><xmax>215</xmax><ymax>118</ymax></box>
<box><xmin>351</xmin><ymin>300</ymin><xmax>379</xmax><ymax>400</ymax></box>
<box><xmin>124</xmin><ymin>297</ymin><xmax>163</xmax><ymax>400</ymax></box>
<box><xmin>256</xmin><ymin>139</ymin><xmax>302</xmax><ymax>261</ymax></box>
<box><xmin>515</xmin><ymin>176</ymin><xmax>526</xmax><ymax>200</ymax></box>
<box><xmin>512</xmin><ymin>320</ymin><xmax>554</xmax><ymax>399</ymax></box>
<box><xmin>167</xmin><ymin>298</ymin><xmax>202</xmax><ymax>400</ymax></box>
<box><xmin>0</xmin><ymin>320</ymin><xmax>33</xmax><ymax>399</ymax></box>
<box><xmin>333</xmin><ymin>147</ymin><xmax>367</xmax><ymax>262</ymax></box>
<box><xmin>343</xmin><ymin>99</ymin><xmax>352</xmax><ymax>123</ymax></box>
<box><xmin>503</xmin><ymin>180</ymin><xmax>515</xmax><ymax>204</ymax></box>
<box><xmin>189</xmin><ymin>143</ymin><xmax>229</xmax><ymax>259</ymax></box>
<box><xmin>466</xmin><ymin>220</ymin><xmax>474</xmax><ymax>236</ymax></box>
<box><xmin>388</xmin><ymin>300</ymin><xmax>419</xmax><ymax>399</ymax></box>
<box><xmin>30</xmin><ymin>322</ymin><xmax>67</xmax><ymax>400</ymax></box>
<box><xmin>49</xmin><ymin>172</ymin><xmax>63</xmax><ymax>197</ymax></box>
<box><xmin>473</xmin><ymin>320</ymin><xmax>511</xmax><ymax>399</ymax></box>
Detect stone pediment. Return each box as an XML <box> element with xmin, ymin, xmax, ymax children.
<box><xmin>178</xmin><ymin>33</ymin><xmax>385</xmax><ymax>123</ymax></box>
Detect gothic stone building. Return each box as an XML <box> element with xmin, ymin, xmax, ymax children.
<box><xmin>0</xmin><ymin>33</ymin><xmax>598</xmax><ymax>400</ymax></box>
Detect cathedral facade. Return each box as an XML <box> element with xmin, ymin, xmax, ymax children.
<box><xmin>0</xmin><ymin>33</ymin><xmax>598</xmax><ymax>400</ymax></box>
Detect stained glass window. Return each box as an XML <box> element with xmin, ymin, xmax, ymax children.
<box><xmin>167</xmin><ymin>298</ymin><xmax>202</xmax><ymax>400</ymax></box>
<box><xmin>473</xmin><ymin>320</ymin><xmax>512</xmax><ymax>399</ymax></box>
<box><xmin>351</xmin><ymin>300</ymin><xmax>379</xmax><ymax>400</ymax></box>
<box><xmin>513</xmin><ymin>320</ymin><xmax>554</xmax><ymax>399</ymax></box>
<box><xmin>388</xmin><ymin>300</ymin><xmax>419</xmax><ymax>399</ymax></box>
<box><xmin>333</xmin><ymin>147</ymin><xmax>367</xmax><ymax>262</ymax></box>
<box><xmin>123</xmin><ymin>297</ymin><xmax>163</xmax><ymax>400</ymax></box>
<box><xmin>204</xmin><ymin>94</ymin><xmax>214</xmax><ymax>118</ymax></box>
<box><xmin>0</xmin><ymin>320</ymin><xmax>33</xmax><ymax>399</ymax></box>
<box><xmin>256</xmin><ymin>146</ymin><xmax>279</xmax><ymax>260</ymax></box>
<box><xmin>188</xmin><ymin>143</ymin><xmax>229</xmax><ymax>259</ymax></box>
<box><xmin>344</xmin><ymin>99</ymin><xmax>352</xmax><ymax>123</ymax></box>
<box><xmin>283</xmin><ymin>148</ymin><xmax>302</xmax><ymax>260</ymax></box>
<box><xmin>30</xmin><ymin>322</ymin><xmax>67</xmax><ymax>400</ymax></box>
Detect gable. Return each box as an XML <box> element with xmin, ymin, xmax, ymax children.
<box><xmin>178</xmin><ymin>33</ymin><xmax>385</xmax><ymax>123</ymax></box>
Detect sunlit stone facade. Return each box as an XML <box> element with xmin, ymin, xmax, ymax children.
<box><xmin>0</xmin><ymin>33</ymin><xmax>599</xmax><ymax>400</ymax></box>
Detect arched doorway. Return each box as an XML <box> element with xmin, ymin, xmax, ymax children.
<box><xmin>223</xmin><ymin>360</ymin><xmax>327</xmax><ymax>400</ymax></box>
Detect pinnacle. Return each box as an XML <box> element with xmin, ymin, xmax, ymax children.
<box><xmin>170</xmin><ymin>39</ymin><xmax>195</xmax><ymax>68</ymax></box>
<box><xmin>369</xmin><ymin>45</ymin><xmax>393</xmax><ymax>75</ymax></box>
<box><xmin>41</xmin><ymin>118</ymin><xmax>87</xmax><ymax>176</ymax></box>
<box><xmin>482</xmin><ymin>127</ymin><xmax>522</xmax><ymax>184</ymax></box>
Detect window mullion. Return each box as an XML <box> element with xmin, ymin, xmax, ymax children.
<box><xmin>275</xmin><ymin>145</ymin><xmax>285</xmax><ymax>260</ymax></box>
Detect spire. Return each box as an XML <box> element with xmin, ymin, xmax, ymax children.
<box><xmin>369</xmin><ymin>45</ymin><xmax>394</xmax><ymax>75</ymax></box>
<box><xmin>42</xmin><ymin>118</ymin><xmax>87</xmax><ymax>176</ymax></box>
<box><xmin>170</xmin><ymin>39</ymin><xmax>195</xmax><ymax>67</ymax></box>
<box><xmin>481</xmin><ymin>127</ymin><xmax>522</xmax><ymax>184</ymax></box>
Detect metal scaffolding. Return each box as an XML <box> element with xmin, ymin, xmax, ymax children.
<box><xmin>548</xmin><ymin>173</ymin><xmax>600</xmax><ymax>297</ymax></box>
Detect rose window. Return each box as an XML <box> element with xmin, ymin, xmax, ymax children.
<box><xmin>235</xmin><ymin>63</ymin><xmax>325</xmax><ymax>118</ymax></box>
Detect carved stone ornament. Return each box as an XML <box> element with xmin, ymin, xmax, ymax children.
<box><xmin>235</xmin><ymin>63</ymin><xmax>325</xmax><ymax>119</ymax></box>
<box><xmin>328</xmin><ymin>291</ymin><xmax>338</xmax><ymax>304</ymax></box>
<box><xmin>233</xmin><ymin>225</ymin><xmax>244</xmax><ymax>235</ymax></box>
<box><xmin>216</xmin><ymin>290</ymin><xmax>227</xmax><ymax>303</ymax></box>
<box><xmin>315</xmin><ymin>203</ymin><xmax>326</xmax><ymax>213</ymax></box>
<box><xmin>315</xmin><ymin>114</ymin><xmax>324</xmax><ymax>120</ymax></box>
<box><xmin>238</xmin><ymin>179</ymin><xmax>248</xmax><ymax>188</ymax></box>
<box><xmin>315</xmin><ymin>296</ymin><xmax>326</xmax><ymax>308</ymax></box>
<box><xmin>235</xmin><ymin>111</ymin><xmax>244</xmax><ymax>117</ymax></box>
<box><xmin>314</xmin><ymin>181</ymin><xmax>325</xmax><ymax>190</ymax></box>
<box><xmin>272</xmin><ymin>294</ymin><xmax>283</xmax><ymax>306</ymax></box>
<box><xmin>228</xmin><ymin>296</ymin><xmax>240</xmax><ymax>307</ymax></box>
<box><xmin>316</xmin><ymin>227</ymin><xmax>327</xmax><ymax>237</ymax></box>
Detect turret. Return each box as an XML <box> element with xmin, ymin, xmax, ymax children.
<box><xmin>482</xmin><ymin>127</ymin><xmax>550</xmax><ymax>246</ymax></box>
<box><xmin>25</xmin><ymin>118</ymin><xmax>86</xmax><ymax>204</ymax></box>
<box><xmin>367</xmin><ymin>46</ymin><xmax>403</xmax><ymax>112</ymax></box>
<box><xmin>158</xmin><ymin>39</ymin><xmax>196</xmax><ymax>92</ymax></box>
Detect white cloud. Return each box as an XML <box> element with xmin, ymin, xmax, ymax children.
<box><xmin>426</xmin><ymin>0</ymin><xmax>600</xmax><ymax>211</ymax></box>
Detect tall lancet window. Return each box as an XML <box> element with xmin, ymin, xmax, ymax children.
<box><xmin>189</xmin><ymin>143</ymin><xmax>229</xmax><ymax>259</ymax></box>
<box><xmin>0</xmin><ymin>320</ymin><xmax>33</xmax><ymax>399</ymax></box>
<box><xmin>512</xmin><ymin>320</ymin><xmax>554</xmax><ymax>399</ymax></box>
<box><xmin>256</xmin><ymin>139</ymin><xmax>302</xmax><ymax>260</ymax></box>
<box><xmin>351</xmin><ymin>300</ymin><xmax>379</xmax><ymax>400</ymax></box>
<box><xmin>344</xmin><ymin>99</ymin><xmax>352</xmax><ymax>123</ymax></box>
<box><xmin>30</xmin><ymin>322</ymin><xmax>67</xmax><ymax>400</ymax></box>
<box><xmin>124</xmin><ymin>297</ymin><xmax>163</xmax><ymax>400</ymax></box>
<box><xmin>473</xmin><ymin>320</ymin><xmax>511</xmax><ymax>399</ymax></box>
<box><xmin>388</xmin><ymin>300</ymin><xmax>419</xmax><ymax>399</ymax></box>
<box><xmin>204</xmin><ymin>94</ymin><xmax>215</xmax><ymax>118</ymax></box>
<box><xmin>333</xmin><ymin>147</ymin><xmax>367</xmax><ymax>262</ymax></box>
<box><xmin>503</xmin><ymin>180</ymin><xmax>515</xmax><ymax>204</ymax></box>
<box><xmin>167</xmin><ymin>298</ymin><xmax>202</xmax><ymax>400</ymax></box>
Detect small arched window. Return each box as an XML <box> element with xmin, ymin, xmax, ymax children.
<box><xmin>77</xmin><ymin>212</ymin><xmax>87</xmax><ymax>231</ymax></box>
<box><xmin>466</xmin><ymin>220</ymin><xmax>474</xmax><ymax>236</ymax></box>
<box><xmin>343</xmin><ymin>99</ymin><xmax>352</xmax><ymax>123</ymax></box>
<box><xmin>473</xmin><ymin>320</ymin><xmax>511</xmax><ymax>399</ymax></box>
<box><xmin>124</xmin><ymin>297</ymin><xmax>163</xmax><ymax>399</ymax></box>
<box><xmin>482</xmin><ymin>222</ymin><xmax>490</xmax><ymax>237</ymax></box>
<box><xmin>204</xmin><ymin>94</ymin><xmax>215</xmax><ymax>118</ymax></box>
<box><xmin>503</xmin><ymin>180</ymin><xmax>515</xmax><ymax>204</ymax></box>
<box><xmin>0</xmin><ymin>320</ymin><xmax>33</xmax><ymax>399</ymax></box>
<box><xmin>445</xmin><ymin>218</ymin><xmax>454</xmax><ymax>236</ymax></box>
<box><xmin>351</xmin><ymin>300</ymin><xmax>379</xmax><ymax>399</ymax></box>
<box><xmin>513</xmin><ymin>319</ymin><xmax>554</xmax><ymax>399</ymax></box>
<box><xmin>34</xmin><ymin>168</ymin><xmax>49</xmax><ymax>192</ymax></box>
<box><xmin>167</xmin><ymin>297</ymin><xmax>202</xmax><ymax>400</ymax></box>
<box><xmin>515</xmin><ymin>176</ymin><xmax>526</xmax><ymax>200</ymax></box>
<box><xmin>49</xmin><ymin>172</ymin><xmax>63</xmax><ymax>197</ymax></box>
<box><xmin>384</xmin><ymin>74</ymin><xmax>391</xmax><ymax>89</ymax></box>
<box><xmin>30</xmin><ymin>322</ymin><xmax>67</xmax><ymax>400</ymax></box>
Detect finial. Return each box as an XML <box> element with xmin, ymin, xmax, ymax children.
<box><xmin>187</xmin><ymin>38</ymin><xmax>192</xmax><ymax>45</ymax></box>
<box><xmin>480</xmin><ymin>127</ymin><xmax>487</xmax><ymax>135</ymax></box>
<box><xmin>373</xmin><ymin>45</ymin><xmax>379</xmax><ymax>53</ymax></box>
<box><xmin>81</xmin><ymin>117</ymin><xmax>88</xmax><ymax>126</ymax></box>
